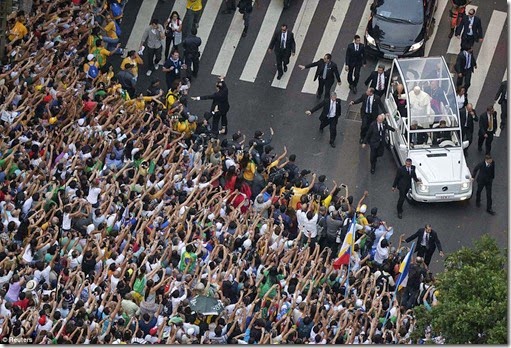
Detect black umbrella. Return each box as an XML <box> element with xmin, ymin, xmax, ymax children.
<box><xmin>189</xmin><ymin>295</ymin><xmax>224</xmax><ymax>315</ymax></box>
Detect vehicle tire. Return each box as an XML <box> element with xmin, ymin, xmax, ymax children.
<box><xmin>406</xmin><ymin>191</ymin><xmax>417</xmax><ymax>205</ymax></box>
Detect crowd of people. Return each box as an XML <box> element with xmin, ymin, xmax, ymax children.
<box><xmin>0</xmin><ymin>0</ymin><xmax>447</xmax><ymax>344</ymax></box>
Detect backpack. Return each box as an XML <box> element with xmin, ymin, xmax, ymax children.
<box><xmin>87</xmin><ymin>63</ymin><xmax>99</xmax><ymax>78</ymax></box>
<box><xmin>92</xmin><ymin>47</ymin><xmax>105</xmax><ymax>67</ymax></box>
<box><xmin>268</xmin><ymin>167</ymin><xmax>286</xmax><ymax>186</ymax></box>
<box><xmin>114</xmin><ymin>20</ymin><xmax>122</xmax><ymax>37</ymax></box>
<box><xmin>110</xmin><ymin>2</ymin><xmax>123</xmax><ymax>18</ymax></box>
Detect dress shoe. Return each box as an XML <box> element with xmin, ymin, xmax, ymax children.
<box><xmin>283</xmin><ymin>65</ymin><xmax>287</xmax><ymax>72</ymax></box>
<box><xmin>448</xmin><ymin>29</ymin><xmax>454</xmax><ymax>38</ymax></box>
<box><xmin>277</xmin><ymin>74</ymin><xmax>282</xmax><ymax>80</ymax></box>
<box><xmin>370</xmin><ymin>168</ymin><xmax>375</xmax><ymax>174</ymax></box>
<box><xmin>330</xmin><ymin>142</ymin><xmax>336</xmax><ymax>148</ymax></box>
<box><xmin>476</xmin><ymin>201</ymin><xmax>481</xmax><ymax>207</ymax></box>
<box><xmin>353</xmin><ymin>86</ymin><xmax>357</xmax><ymax>94</ymax></box>
<box><xmin>398</xmin><ymin>212</ymin><xmax>403</xmax><ymax>219</ymax></box>
<box><xmin>487</xmin><ymin>209</ymin><xmax>496</xmax><ymax>215</ymax></box>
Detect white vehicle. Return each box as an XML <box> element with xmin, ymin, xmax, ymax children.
<box><xmin>383</xmin><ymin>56</ymin><xmax>472</xmax><ymax>202</ymax></box>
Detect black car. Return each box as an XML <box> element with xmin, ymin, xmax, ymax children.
<box><xmin>365</xmin><ymin>0</ymin><xmax>437</xmax><ymax>59</ymax></box>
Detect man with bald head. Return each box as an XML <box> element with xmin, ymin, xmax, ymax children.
<box><xmin>362</xmin><ymin>114</ymin><xmax>395</xmax><ymax>174</ymax></box>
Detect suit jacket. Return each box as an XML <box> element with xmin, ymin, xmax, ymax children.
<box><xmin>459</xmin><ymin>107</ymin><xmax>476</xmax><ymax>132</ymax></box>
<box><xmin>310</xmin><ymin>98</ymin><xmax>342</xmax><ymax>122</ymax></box>
<box><xmin>409</xmin><ymin>126</ymin><xmax>428</xmax><ymax>145</ymax></box>
<box><xmin>405</xmin><ymin>228</ymin><xmax>443</xmax><ymax>254</ymax></box>
<box><xmin>392</xmin><ymin>165</ymin><xmax>420</xmax><ymax>191</ymax></box>
<box><xmin>364</xmin><ymin>70</ymin><xmax>390</xmax><ymax>93</ymax></box>
<box><xmin>455</xmin><ymin>50</ymin><xmax>477</xmax><ymax>73</ymax></box>
<box><xmin>353</xmin><ymin>94</ymin><xmax>384</xmax><ymax>119</ymax></box>
<box><xmin>345</xmin><ymin>42</ymin><xmax>366</xmax><ymax>67</ymax></box>
<box><xmin>304</xmin><ymin>59</ymin><xmax>341</xmax><ymax>82</ymax></box>
<box><xmin>455</xmin><ymin>14</ymin><xmax>483</xmax><ymax>41</ymax></box>
<box><xmin>478</xmin><ymin>111</ymin><xmax>497</xmax><ymax>136</ymax></box>
<box><xmin>363</xmin><ymin>120</ymin><xmax>395</xmax><ymax>148</ymax></box>
<box><xmin>495</xmin><ymin>81</ymin><xmax>507</xmax><ymax>104</ymax></box>
<box><xmin>268</xmin><ymin>30</ymin><xmax>296</xmax><ymax>57</ymax></box>
<box><xmin>472</xmin><ymin>160</ymin><xmax>495</xmax><ymax>184</ymax></box>
<box><xmin>200</xmin><ymin>82</ymin><xmax>230</xmax><ymax>114</ymax></box>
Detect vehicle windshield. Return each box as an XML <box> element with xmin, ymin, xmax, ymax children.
<box><xmin>373</xmin><ymin>0</ymin><xmax>424</xmax><ymax>24</ymax></box>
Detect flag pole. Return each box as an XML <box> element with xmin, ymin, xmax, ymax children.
<box><xmin>383</xmin><ymin>242</ymin><xmax>416</xmax><ymax>326</ymax></box>
<box><xmin>343</xmin><ymin>215</ymin><xmax>357</xmax><ymax>298</ymax></box>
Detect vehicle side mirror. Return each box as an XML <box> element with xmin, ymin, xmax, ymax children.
<box><xmin>462</xmin><ymin>140</ymin><xmax>469</xmax><ymax>149</ymax></box>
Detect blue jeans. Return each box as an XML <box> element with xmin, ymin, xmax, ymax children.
<box><xmin>102</xmin><ymin>36</ymin><xmax>121</xmax><ymax>52</ymax></box>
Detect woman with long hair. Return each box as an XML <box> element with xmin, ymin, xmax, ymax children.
<box><xmin>164</xmin><ymin>11</ymin><xmax>183</xmax><ymax>59</ymax></box>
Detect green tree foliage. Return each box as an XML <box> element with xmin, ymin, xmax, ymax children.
<box><xmin>413</xmin><ymin>235</ymin><xmax>507</xmax><ymax>344</ymax></box>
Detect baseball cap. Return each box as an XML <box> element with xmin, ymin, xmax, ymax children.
<box><xmin>149</xmin><ymin>327</ymin><xmax>158</xmax><ymax>336</ymax></box>
<box><xmin>87</xmin><ymin>53</ymin><xmax>94</xmax><ymax>61</ymax></box>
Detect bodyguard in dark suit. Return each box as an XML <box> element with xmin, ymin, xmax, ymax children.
<box><xmin>362</xmin><ymin>114</ymin><xmax>395</xmax><ymax>174</ymax></box>
<box><xmin>344</xmin><ymin>35</ymin><xmax>366</xmax><ymax>94</ymax></box>
<box><xmin>268</xmin><ymin>24</ymin><xmax>296</xmax><ymax>80</ymax></box>
<box><xmin>472</xmin><ymin>155</ymin><xmax>496</xmax><ymax>215</ymax></box>
<box><xmin>477</xmin><ymin>105</ymin><xmax>497</xmax><ymax>155</ymax></box>
<box><xmin>350</xmin><ymin>88</ymin><xmax>384</xmax><ymax>143</ymax></box>
<box><xmin>392</xmin><ymin>158</ymin><xmax>421</xmax><ymax>219</ymax></box>
<box><xmin>455</xmin><ymin>46</ymin><xmax>477</xmax><ymax>92</ymax></box>
<box><xmin>191</xmin><ymin>78</ymin><xmax>230</xmax><ymax>135</ymax></box>
<box><xmin>459</xmin><ymin>103</ymin><xmax>477</xmax><ymax>152</ymax></box>
<box><xmin>495</xmin><ymin>80</ymin><xmax>507</xmax><ymax>129</ymax></box>
<box><xmin>306</xmin><ymin>92</ymin><xmax>342</xmax><ymax>148</ymax></box>
<box><xmin>299</xmin><ymin>53</ymin><xmax>341</xmax><ymax>100</ymax></box>
<box><xmin>455</xmin><ymin>8</ymin><xmax>484</xmax><ymax>49</ymax></box>
<box><xmin>404</xmin><ymin>224</ymin><xmax>444</xmax><ymax>266</ymax></box>
<box><xmin>364</xmin><ymin>65</ymin><xmax>390</xmax><ymax>97</ymax></box>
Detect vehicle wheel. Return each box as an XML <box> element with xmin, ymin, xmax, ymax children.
<box><xmin>406</xmin><ymin>191</ymin><xmax>417</xmax><ymax>205</ymax></box>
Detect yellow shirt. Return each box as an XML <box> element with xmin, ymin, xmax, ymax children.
<box><xmin>92</xmin><ymin>47</ymin><xmax>111</xmax><ymax>67</ymax></box>
<box><xmin>186</xmin><ymin>0</ymin><xmax>203</xmax><ymax>11</ymax></box>
<box><xmin>104</xmin><ymin>21</ymin><xmax>118</xmax><ymax>39</ymax></box>
<box><xmin>127</xmin><ymin>96</ymin><xmax>153</xmax><ymax>110</ymax></box>
<box><xmin>243</xmin><ymin>161</ymin><xmax>256</xmax><ymax>181</ymax></box>
<box><xmin>121</xmin><ymin>56</ymin><xmax>143</xmax><ymax>77</ymax></box>
<box><xmin>290</xmin><ymin>187</ymin><xmax>310</xmax><ymax>209</ymax></box>
<box><xmin>83</xmin><ymin>61</ymin><xmax>100</xmax><ymax>74</ymax></box>
<box><xmin>173</xmin><ymin>120</ymin><xmax>196</xmax><ymax>138</ymax></box>
<box><xmin>9</xmin><ymin>21</ymin><xmax>28</xmax><ymax>42</ymax></box>
<box><xmin>87</xmin><ymin>34</ymin><xmax>101</xmax><ymax>52</ymax></box>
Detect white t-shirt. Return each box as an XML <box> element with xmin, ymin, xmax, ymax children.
<box><xmin>374</xmin><ymin>235</ymin><xmax>389</xmax><ymax>265</ymax></box>
<box><xmin>296</xmin><ymin>210</ymin><xmax>318</xmax><ymax>238</ymax></box>
<box><xmin>86</xmin><ymin>187</ymin><xmax>101</xmax><ymax>204</ymax></box>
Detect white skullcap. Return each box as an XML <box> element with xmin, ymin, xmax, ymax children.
<box><xmin>414</xmin><ymin>86</ymin><xmax>421</xmax><ymax>94</ymax></box>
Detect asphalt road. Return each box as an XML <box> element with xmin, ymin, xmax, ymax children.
<box><xmin>113</xmin><ymin>0</ymin><xmax>508</xmax><ymax>273</ymax></box>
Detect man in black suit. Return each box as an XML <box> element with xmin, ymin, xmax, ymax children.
<box><xmin>306</xmin><ymin>92</ymin><xmax>342</xmax><ymax>148</ymax></box>
<box><xmin>495</xmin><ymin>80</ymin><xmax>507</xmax><ymax>129</ymax></box>
<box><xmin>477</xmin><ymin>105</ymin><xmax>497</xmax><ymax>155</ymax></box>
<box><xmin>459</xmin><ymin>103</ymin><xmax>477</xmax><ymax>154</ymax></box>
<box><xmin>299</xmin><ymin>53</ymin><xmax>341</xmax><ymax>100</ymax></box>
<box><xmin>268</xmin><ymin>24</ymin><xmax>296</xmax><ymax>80</ymax></box>
<box><xmin>362</xmin><ymin>113</ymin><xmax>395</xmax><ymax>174</ymax></box>
<box><xmin>455</xmin><ymin>45</ymin><xmax>477</xmax><ymax>92</ymax></box>
<box><xmin>472</xmin><ymin>154</ymin><xmax>496</xmax><ymax>215</ymax></box>
<box><xmin>191</xmin><ymin>77</ymin><xmax>230</xmax><ymax>135</ymax></box>
<box><xmin>349</xmin><ymin>87</ymin><xmax>384</xmax><ymax>143</ymax></box>
<box><xmin>364</xmin><ymin>65</ymin><xmax>389</xmax><ymax>98</ymax></box>
<box><xmin>404</xmin><ymin>224</ymin><xmax>444</xmax><ymax>266</ymax></box>
<box><xmin>455</xmin><ymin>8</ymin><xmax>484</xmax><ymax>50</ymax></box>
<box><xmin>392</xmin><ymin>158</ymin><xmax>421</xmax><ymax>219</ymax></box>
<box><xmin>344</xmin><ymin>35</ymin><xmax>366</xmax><ymax>94</ymax></box>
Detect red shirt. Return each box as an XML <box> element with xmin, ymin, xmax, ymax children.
<box><xmin>82</xmin><ymin>100</ymin><xmax>97</xmax><ymax>113</ymax></box>
<box><xmin>13</xmin><ymin>298</ymin><xmax>29</xmax><ymax>310</ymax></box>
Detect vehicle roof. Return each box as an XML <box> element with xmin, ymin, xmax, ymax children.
<box><xmin>392</xmin><ymin>57</ymin><xmax>459</xmax><ymax>129</ymax></box>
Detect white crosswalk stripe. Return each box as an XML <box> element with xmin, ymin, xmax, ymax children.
<box><xmin>272</xmin><ymin>0</ymin><xmax>320</xmax><ymax>89</ymax></box>
<box><xmin>470</xmin><ymin>10</ymin><xmax>507</xmax><ymax>110</ymax></box>
<box><xmin>495</xmin><ymin>69</ymin><xmax>507</xmax><ymax>138</ymax></box>
<box><xmin>240</xmin><ymin>0</ymin><xmax>284</xmax><ymax>82</ymax></box>
<box><xmin>211</xmin><ymin>1</ymin><xmax>255</xmax><ymax>77</ymax></box>
<box><xmin>125</xmin><ymin>0</ymin><xmax>159</xmax><ymax>52</ymax></box>
<box><xmin>196</xmin><ymin>0</ymin><xmax>222</xmax><ymax>59</ymax></box>
<box><xmin>336</xmin><ymin>0</ymin><xmax>372</xmax><ymax>101</ymax></box>
<box><xmin>446</xmin><ymin>5</ymin><xmax>478</xmax><ymax>54</ymax></box>
<box><xmin>301</xmin><ymin>0</ymin><xmax>352</xmax><ymax>95</ymax></box>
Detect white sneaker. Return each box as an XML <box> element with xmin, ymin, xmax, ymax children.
<box><xmin>146</xmin><ymin>70</ymin><xmax>152</xmax><ymax>76</ymax></box>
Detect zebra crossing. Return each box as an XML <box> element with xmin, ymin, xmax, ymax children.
<box><xmin>125</xmin><ymin>0</ymin><xmax>507</xmax><ymax>108</ymax></box>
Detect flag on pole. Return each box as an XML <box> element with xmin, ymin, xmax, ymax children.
<box><xmin>395</xmin><ymin>242</ymin><xmax>416</xmax><ymax>291</ymax></box>
<box><xmin>333</xmin><ymin>216</ymin><xmax>357</xmax><ymax>269</ymax></box>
